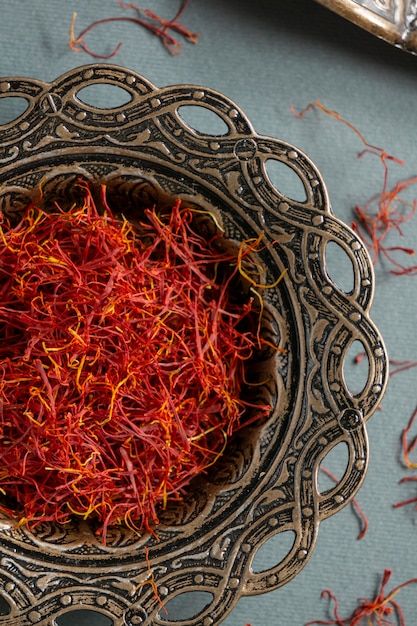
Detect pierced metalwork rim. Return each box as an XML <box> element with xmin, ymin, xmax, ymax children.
<box><xmin>0</xmin><ymin>64</ymin><xmax>388</xmax><ymax>626</ymax></box>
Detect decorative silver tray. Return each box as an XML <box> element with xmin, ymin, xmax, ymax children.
<box><xmin>0</xmin><ymin>65</ymin><xmax>387</xmax><ymax>626</ymax></box>
<box><xmin>314</xmin><ymin>0</ymin><xmax>417</xmax><ymax>54</ymax></box>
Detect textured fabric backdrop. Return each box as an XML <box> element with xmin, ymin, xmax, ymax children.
<box><xmin>1</xmin><ymin>1</ymin><xmax>416</xmax><ymax>624</ymax></box>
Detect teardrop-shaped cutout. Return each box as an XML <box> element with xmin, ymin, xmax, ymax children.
<box><xmin>265</xmin><ymin>158</ymin><xmax>307</xmax><ymax>202</ymax></box>
<box><xmin>343</xmin><ymin>339</ymin><xmax>369</xmax><ymax>396</ymax></box>
<box><xmin>55</xmin><ymin>609</ymin><xmax>113</xmax><ymax>626</ymax></box>
<box><xmin>319</xmin><ymin>442</ymin><xmax>349</xmax><ymax>494</ymax></box>
<box><xmin>162</xmin><ymin>591</ymin><xmax>213</xmax><ymax>622</ymax></box>
<box><xmin>0</xmin><ymin>595</ymin><xmax>11</xmax><ymax>616</ymax></box>
<box><xmin>0</xmin><ymin>96</ymin><xmax>28</xmax><ymax>125</ymax></box>
<box><xmin>251</xmin><ymin>529</ymin><xmax>296</xmax><ymax>573</ymax></box>
<box><xmin>178</xmin><ymin>105</ymin><xmax>229</xmax><ymax>136</ymax></box>
<box><xmin>325</xmin><ymin>240</ymin><xmax>355</xmax><ymax>293</ymax></box>
<box><xmin>76</xmin><ymin>84</ymin><xmax>132</xmax><ymax>109</ymax></box>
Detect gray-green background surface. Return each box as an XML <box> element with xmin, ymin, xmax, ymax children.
<box><xmin>1</xmin><ymin>1</ymin><xmax>417</xmax><ymax>624</ymax></box>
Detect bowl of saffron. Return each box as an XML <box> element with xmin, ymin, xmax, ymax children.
<box><xmin>0</xmin><ymin>65</ymin><xmax>387</xmax><ymax>626</ymax></box>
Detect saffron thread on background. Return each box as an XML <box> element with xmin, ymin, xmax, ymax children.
<box><xmin>399</xmin><ymin>407</ymin><xmax>417</xmax><ymax>470</ymax></box>
<box><xmin>387</xmin><ymin>359</ymin><xmax>417</xmax><ymax>378</ymax></box>
<box><xmin>305</xmin><ymin>569</ymin><xmax>417</xmax><ymax>626</ymax></box>
<box><xmin>394</xmin><ymin>407</ymin><xmax>417</xmax><ymax>512</ymax></box>
<box><xmin>352</xmin><ymin>352</ymin><xmax>417</xmax><ymax>513</ymax></box>
<box><xmin>352</xmin><ymin>353</ymin><xmax>417</xmax><ymax>513</ymax></box>
<box><xmin>291</xmin><ymin>101</ymin><xmax>417</xmax><ymax>275</ymax></box>
<box><xmin>69</xmin><ymin>0</ymin><xmax>199</xmax><ymax>57</ymax></box>
<box><xmin>354</xmin><ymin>352</ymin><xmax>417</xmax><ymax>379</ymax></box>
<box><xmin>319</xmin><ymin>466</ymin><xmax>368</xmax><ymax>540</ymax></box>
<box><xmin>0</xmin><ymin>182</ymin><xmax>277</xmax><ymax>542</ymax></box>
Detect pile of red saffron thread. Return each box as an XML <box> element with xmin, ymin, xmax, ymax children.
<box><xmin>291</xmin><ymin>101</ymin><xmax>417</xmax><ymax>275</ymax></box>
<box><xmin>69</xmin><ymin>0</ymin><xmax>199</xmax><ymax>58</ymax></box>
<box><xmin>0</xmin><ymin>183</ymin><xmax>271</xmax><ymax>540</ymax></box>
<box><xmin>305</xmin><ymin>569</ymin><xmax>417</xmax><ymax>626</ymax></box>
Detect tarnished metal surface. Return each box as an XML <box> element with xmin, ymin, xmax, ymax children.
<box><xmin>0</xmin><ymin>65</ymin><xmax>387</xmax><ymax>626</ymax></box>
<box><xmin>315</xmin><ymin>0</ymin><xmax>417</xmax><ymax>53</ymax></box>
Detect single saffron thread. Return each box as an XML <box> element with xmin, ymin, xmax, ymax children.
<box><xmin>394</xmin><ymin>407</ymin><xmax>417</xmax><ymax>512</ymax></box>
<box><xmin>354</xmin><ymin>352</ymin><xmax>417</xmax><ymax>379</ymax></box>
<box><xmin>69</xmin><ymin>0</ymin><xmax>199</xmax><ymax>58</ymax></box>
<box><xmin>352</xmin><ymin>353</ymin><xmax>417</xmax><ymax>511</ymax></box>
<box><xmin>400</xmin><ymin>407</ymin><xmax>417</xmax><ymax>470</ymax></box>
<box><xmin>319</xmin><ymin>466</ymin><xmax>368</xmax><ymax>540</ymax></box>
<box><xmin>305</xmin><ymin>569</ymin><xmax>417</xmax><ymax>626</ymax></box>
<box><xmin>0</xmin><ymin>183</ymin><xmax>277</xmax><ymax>542</ymax></box>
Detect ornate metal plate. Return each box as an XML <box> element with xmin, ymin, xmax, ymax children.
<box><xmin>314</xmin><ymin>0</ymin><xmax>417</xmax><ymax>53</ymax></box>
<box><xmin>0</xmin><ymin>65</ymin><xmax>387</xmax><ymax>626</ymax></box>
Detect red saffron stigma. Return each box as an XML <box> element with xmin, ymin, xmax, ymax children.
<box><xmin>400</xmin><ymin>407</ymin><xmax>417</xmax><ymax>470</ymax></box>
<box><xmin>319</xmin><ymin>466</ymin><xmax>368</xmax><ymax>540</ymax></box>
<box><xmin>353</xmin><ymin>353</ymin><xmax>417</xmax><ymax>379</ymax></box>
<box><xmin>394</xmin><ymin>407</ymin><xmax>417</xmax><ymax>512</ymax></box>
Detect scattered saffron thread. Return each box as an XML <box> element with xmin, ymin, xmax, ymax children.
<box><xmin>352</xmin><ymin>353</ymin><xmax>417</xmax><ymax>511</ymax></box>
<box><xmin>319</xmin><ymin>466</ymin><xmax>368</xmax><ymax>540</ymax></box>
<box><xmin>354</xmin><ymin>352</ymin><xmax>417</xmax><ymax>379</ymax></box>
<box><xmin>0</xmin><ymin>183</ymin><xmax>276</xmax><ymax>542</ymax></box>
<box><xmin>291</xmin><ymin>101</ymin><xmax>417</xmax><ymax>274</ymax></box>
<box><xmin>394</xmin><ymin>407</ymin><xmax>417</xmax><ymax>512</ymax></box>
<box><xmin>69</xmin><ymin>0</ymin><xmax>199</xmax><ymax>58</ymax></box>
<box><xmin>399</xmin><ymin>407</ymin><xmax>417</xmax><ymax>470</ymax></box>
<box><xmin>388</xmin><ymin>359</ymin><xmax>417</xmax><ymax>378</ymax></box>
<box><xmin>305</xmin><ymin>569</ymin><xmax>417</xmax><ymax>626</ymax></box>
